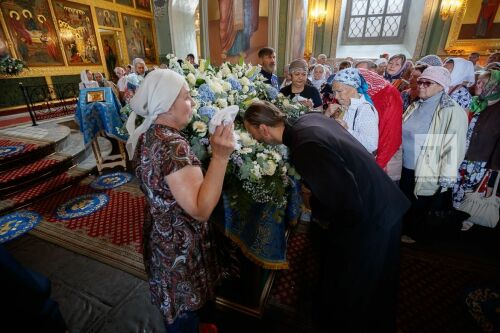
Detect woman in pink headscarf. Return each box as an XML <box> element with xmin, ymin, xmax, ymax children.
<box><xmin>359</xmin><ymin>68</ymin><xmax>404</xmax><ymax>181</ymax></box>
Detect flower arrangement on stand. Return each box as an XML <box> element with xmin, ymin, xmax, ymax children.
<box><xmin>0</xmin><ymin>57</ymin><xmax>26</xmax><ymax>75</ymax></box>
<box><xmin>122</xmin><ymin>54</ymin><xmax>308</xmax><ymax>211</ymax></box>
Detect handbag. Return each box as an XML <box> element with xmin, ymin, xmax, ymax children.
<box><xmin>458</xmin><ymin>171</ymin><xmax>500</xmax><ymax>228</ymax></box>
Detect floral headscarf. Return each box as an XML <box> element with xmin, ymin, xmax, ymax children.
<box><xmin>470</xmin><ymin>69</ymin><xmax>500</xmax><ymax>114</ymax></box>
<box><xmin>358</xmin><ymin>68</ymin><xmax>390</xmax><ymax>96</ymax></box>
<box><xmin>333</xmin><ymin>68</ymin><xmax>373</xmax><ymax>104</ymax></box>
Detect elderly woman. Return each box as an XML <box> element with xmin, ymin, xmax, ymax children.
<box><xmin>444</xmin><ymin>57</ymin><xmax>475</xmax><ymax>109</ymax></box>
<box><xmin>310</xmin><ymin>64</ymin><xmax>327</xmax><ymax>91</ymax></box>
<box><xmin>375</xmin><ymin>58</ymin><xmax>388</xmax><ymax>76</ymax></box>
<box><xmin>325</xmin><ymin>68</ymin><xmax>379</xmax><ymax>155</ymax></box>
<box><xmin>78</xmin><ymin>69</ymin><xmax>98</xmax><ymax>90</ymax></box>
<box><xmin>280</xmin><ymin>59</ymin><xmax>322</xmax><ymax>110</ymax></box>
<box><xmin>401</xmin><ymin>64</ymin><xmax>429</xmax><ymax>111</ymax></box>
<box><xmin>400</xmin><ymin>66</ymin><xmax>468</xmax><ymax>241</ymax></box>
<box><xmin>415</xmin><ymin>54</ymin><xmax>443</xmax><ymax>67</ymax></box>
<box><xmin>132</xmin><ymin>57</ymin><xmax>147</xmax><ymax>77</ymax></box>
<box><xmin>453</xmin><ymin>70</ymin><xmax>500</xmax><ymax>219</ymax></box>
<box><xmin>358</xmin><ymin>68</ymin><xmax>403</xmax><ymax>180</ymax></box>
<box><xmin>114</xmin><ymin>67</ymin><xmax>127</xmax><ymax>103</ymax></box>
<box><xmin>94</xmin><ymin>72</ymin><xmax>120</xmax><ymax>100</ymax></box>
<box><xmin>127</xmin><ymin>69</ymin><xmax>235</xmax><ymax>333</ymax></box>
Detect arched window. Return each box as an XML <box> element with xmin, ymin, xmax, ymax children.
<box><xmin>341</xmin><ymin>0</ymin><xmax>410</xmax><ymax>45</ymax></box>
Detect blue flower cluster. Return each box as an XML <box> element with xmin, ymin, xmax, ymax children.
<box><xmin>227</xmin><ymin>77</ymin><xmax>242</xmax><ymax>91</ymax></box>
<box><xmin>266</xmin><ymin>86</ymin><xmax>279</xmax><ymax>100</ymax></box>
<box><xmin>198</xmin><ymin>84</ymin><xmax>216</xmax><ymax>103</ymax></box>
<box><xmin>198</xmin><ymin>106</ymin><xmax>216</xmax><ymax>120</ymax></box>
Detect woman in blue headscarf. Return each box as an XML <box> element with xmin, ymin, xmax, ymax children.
<box><xmin>325</xmin><ymin>67</ymin><xmax>379</xmax><ymax>155</ymax></box>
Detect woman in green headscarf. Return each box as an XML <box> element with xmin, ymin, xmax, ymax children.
<box><xmin>453</xmin><ymin>69</ymin><xmax>500</xmax><ymax>215</ymax></box>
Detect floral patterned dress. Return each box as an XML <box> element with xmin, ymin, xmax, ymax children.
<box><xmin>134</xmin><ymin>124</ymin><xmax>218</xmax><ymax>324</ymax></box>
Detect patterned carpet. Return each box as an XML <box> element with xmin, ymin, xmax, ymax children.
<box><xmin>27</xmin><ymin>175</ymin><xmax>146</xmax><ymax>279</ymax></box>
<box><xmin>0</xmin><ymin>153</ymin><xmax>71</xmax><ymax>187</ymax></box>
<box><xmin>267</xmin><ymin>222</ymin><xmax>499</xmax><ymax>333</ymax></box>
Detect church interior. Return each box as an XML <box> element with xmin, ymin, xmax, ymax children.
<box><xmin>1</xmin><ymin>0</ymin><xmax>500</xmax><ymax>332</ymax></box>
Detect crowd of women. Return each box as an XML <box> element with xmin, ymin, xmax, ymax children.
<box><xmin>281</xmin><ymin>52</ymin><xmax>500</xmax><ymax>241</ymax></box>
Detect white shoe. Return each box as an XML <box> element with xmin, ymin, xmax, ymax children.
<box><xmin>401</xmin><ymin>235</ymin><xmax>416</xmax><ymax>244</ymax></box>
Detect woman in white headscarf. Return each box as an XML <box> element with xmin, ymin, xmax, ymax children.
<box><xmin>310</xmin><ymin>64</ymin><xmax>327</xmax><ymax>92</ymax></box>
<box><xmin>444</xmin><ymin>57</ymin><xmax>475</xmax><ymax>109</ymax></box>
<box><xmin>78</xmin><ymin>69</ymin><xmax>98</xmax><ymax>90</ymax></box>
<box><xmin>127</xmin><ymin>69</ymin><xmax>235</xmax><ymax>332</ymax></box>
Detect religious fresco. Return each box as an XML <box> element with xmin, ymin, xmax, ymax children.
<box><xmin>95</xmin><ymin>7</ymin><xmax>119</xmax><ymax>28</ymax></box>
<box><xmin>134</xmin><ymin>0</ymin><xmax>151</xmax><ymax>12</ymax></box>
<box><xmin>122</xmin><ymin>14</ymin><xmax>156</xmax><ymax>63</ymax></box>
<box><xmin>100</xmin><ymin>33</ymin><xmax>118</xmax><ymax>79</ymax></box>
<box><xmin>458</xmin><ymin>0</ymin><xmax>500</xmax><ymax>39</ymax></box>
<box><xmin>51</xmin><ymin>0</ymin><xmax>101</xmax><ymax>65</ymax></box>
<box><xmin>0</xmin><ymin>0</ymin><xmax>64</xmax><ymax>66</ymax></box>
<box><xmin>207</xmin><ymin>0</ymin><xmax>268</xmax><ymax>65</ymax></box>
<box><xmin>0</xmin><ymin>25</ymin><xmax>11</xmax><ymax>59</ymax></box>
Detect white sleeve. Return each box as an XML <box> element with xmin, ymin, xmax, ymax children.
<box><xmin>347</xmin><ymin>103</ymin><xmax>379</xmax><ymax>153</ymax></box>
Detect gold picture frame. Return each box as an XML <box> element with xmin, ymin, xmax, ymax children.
<box><xmin>86</xmin><ymin>90</ymin><xmax>105</xmax><ymax>103</ymax></box>
<box><xmin>445</xmin><ymin>0</ymin><xmax>500</xmax><ymax>55</ymax></box>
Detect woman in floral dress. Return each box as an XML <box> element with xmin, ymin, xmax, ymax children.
<box><xmin>126</xmin><ymin>69</ymin><xmax>235</xmax><ymax>333</ymax></box>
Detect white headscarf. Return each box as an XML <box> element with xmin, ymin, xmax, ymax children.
<box><xmin>310</xmin><ymin>64</ymin><xmax>326</xmax><ymax>91</ymax></box>
<box><xmin>126</xmin><ymin>69</ymin><xmax>187</xmax><ymax>159</ymax></box>
<box><xmin>446</xmin><ymin>57</ymin><xmax>475</xmax><ymax>88</ymax></box>
<box><xmin>80</xmin><ymin>70</ymin><xmax>91</xmax><ymax>84</ymax></box>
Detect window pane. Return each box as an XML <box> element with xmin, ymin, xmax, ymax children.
<box><xmin>382</xmin><ymin>15</ymin><xmax>401</xmax><ymax>37</ymax></box>
<box><xmin>368</xmin><ymin>0</ymin><xmax>386</xmax><ymax>15</ymax></box>
<box><xmin>351</xmin><ymin>0</ymin><xmax>368</xmax><ymax>16</ymax></box>
<box><xmin>349</xmin><ymin>17</ymin><xmax>365</xmax><ymax>37</ymax></box>
<box><xmin>365</xmin><ymin>16</ymin><xmax>382</xmax><ymax>37</ymax></box>
<box><xmin>386</xmin><ymin>0</ymin><xmax>404</xmax><ymax>14</ymax></box>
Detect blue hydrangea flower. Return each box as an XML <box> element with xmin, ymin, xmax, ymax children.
<box><xmin>227</xmin><ymin>77</ymin><xmax>242</xmax><ymax>91</ymax></box>
<box><xmin>198</xmin><ymin>84</ymin><xmax>215</xmax><ymax>103</ymax></box>
<box><xmin>266</xmin><ymin>86</ymin><xmax>278</xmax><ymax>100</ymax></box>
<box><xmin>198</xmin><ymin>106</ymin><xmax>216</xmax><ymax>120</ymax></box>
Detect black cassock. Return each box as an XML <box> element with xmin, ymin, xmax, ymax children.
<box><xmin>282</xmin><ymin>113</ymin><xmax>410</xmax><ymax>333</ymax></box>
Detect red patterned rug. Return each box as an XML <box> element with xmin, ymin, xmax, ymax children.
<box><xmin>0</xmin><ymin>153</ymin><xmax>71</xmax><ymax>187</ymax></box>
<box><xmin>0</xmin><ymin>136</ymin><xmax>54</xmax><ymax>170</ymax></box>
<box><xmin>27</xmin><ymin>176</ymin><xmax>146</xmax><ymax>279</ymax></box>
<box><xmin>0</xmin><ymin>168</ymin><xmax>88</xmax><ymax>215</ymax></box>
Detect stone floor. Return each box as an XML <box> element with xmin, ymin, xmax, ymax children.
<box><xmin>5</xmin><ymin>235</ymin><xmax>167</xmax><ymax>333</ymax></box>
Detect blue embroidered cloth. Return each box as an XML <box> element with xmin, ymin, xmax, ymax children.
<box><xmin>216</xmin><ymin>180</ymin><xmax>302</xmax><ymax>269</ymax></box>
<box><xmin>75</xmin><ymin>87</ymin><xmax>128</xmax><ymax>144</ymax></box>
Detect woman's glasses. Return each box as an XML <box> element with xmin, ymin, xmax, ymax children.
<box><xmin>416</xmin><ymin>80</ymin><xmax>435</xmax><ymax>88</ymax></box>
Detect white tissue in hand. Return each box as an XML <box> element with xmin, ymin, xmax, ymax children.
<box><xmin>209</xmin><ymin>105</ymin><xmax>239</xmax><ymax>134</ymax></box>
<box><xmin>292</xmin><ymin>95</ymin><xmax>308</xmax><ymax>103</ymax></box>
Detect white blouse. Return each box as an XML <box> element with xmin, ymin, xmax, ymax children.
<box><xmin>342</xmin><ymin>95</ymin><xmax>379</xmax><ymax>154</ymax></box>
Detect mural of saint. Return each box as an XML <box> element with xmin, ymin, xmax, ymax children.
<box><xmin>122</xmin><ymin>14</ymin><xmax>156</xmax><ymax>63</ymax></box>
<box><xmin>51</xmin><ymin>0</ymin><xmax>101</xmax><ymax>65</ymax></box>
<box><xmin>0</xmin><ymin>0</ymin><xmax>64</xmax><ymax>66</ymax></box>
<box><xmin>135</xmin><ymin>0</ymin><xmax>151</xmax><ymax>11</ymax></box>
<box><xmin>476</xmin><ymin>0</ymin><xmax>500</xmax><ymax>37</ymax></box>
<box><xmin>0</xmin><ymin>27</ymin><xmax>11</xmax><ymax>60</ymax></box>
<box><xmin>208</xmin><ymin>0</ymin><xmax>268</xmax><ymax>65</ymax></box>
<box><xmin>458</xmin><ymin>0</ymin><xmax>500</xmax><ymax>40</ymax></box>
<box><xmin>96</xmin><ymin>8</ymin><xmax>119</xmax><ymax>28</ymax></box>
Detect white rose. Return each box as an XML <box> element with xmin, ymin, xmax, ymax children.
<box><xmin>222</xmin><ymin>81</ymin><xmax>232</xmax><ymax>92</ymax></box>
<box><xmin>192</xmin><ymin>121</ymin><xmax>207</xmax><ymax>137</ymax></box>
<box><xmin>216</xmin><ymin>98</ymin><xmax>228</xmax><ymax>108</ymax></box>
<box><xmin>239</xmin><ymin>77</ymin><xmax>251</xmax><ymax>86</ymax></box>
<box><xmin>240</xmin><ymin>147</ymin><xmax>253</xmax><ymax>154</ymax></box>
<box><xmin>187</xmin><ymin>73</ymin><xmax>196</xmax><ymax>86</ymax></box>
<box><xmin>270</xmin><ymin>151</ymin><xmax>282</xmax><ymax>162</ymax></box>
<box><xmin>263</xmin><ymin>160</ymin><xmax>277</xmax><ymax>176</ymax></box>
<box><xmin>221</xmin><ymin>66</ymin><xmax>231</xmax><ymax>77</ymax></box>
<box><xmin>282</xmin><ymin>98</ymin><xmax>290</xmax><ymax>106</ymax></box>
<box><xmin>228</xmin><ymin>95</ymin><xmax>235</xmax><ymax>105</ymax></box>
<box><xmin>239</xmin><ymin>132</ymin><xmax>256</xmax><ymax>146</ymax></box>
<box><xmin>242</xmin><ymin>85</ymin><xmax>249</xmax><ymax>93</ymax></box>
<box><xmin>209</xmin><ymin>81</ymin><xmax>223</xmax><ymax>94</ymax></box>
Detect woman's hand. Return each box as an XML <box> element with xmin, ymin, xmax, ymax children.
<box><xmin>210</xmin><ymin>123</ymin><xmax>235</xmax><ymax>161</ymax></box>
<box><xmin>299</xmin><ymin>99</ymin><xmax>314</xmax><ymax>108</ymax></box>
<box><xmin>336</xmin><ymin>119</ymin><xmax>348</xmax><ymax>129</ymax></box>
<box><xmin>325</xmin><ymin>103</ymin><xmax>341</xmax><ymax>118</ymax></box>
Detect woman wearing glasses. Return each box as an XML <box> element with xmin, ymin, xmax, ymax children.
<box><xmin>400</xmin><ymin>66</ymin><xmax>468</xmax><ymax>242</ymax></box>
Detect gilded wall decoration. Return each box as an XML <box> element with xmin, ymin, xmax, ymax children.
<box><xmin>95</xmin><ymin>7</ymin><xmax>119</xmax><ymax>28</ymax></box>
<box><xmin>116</xmin><ymin>0</ymin><xmax>134</xmax><ymax>7</ymax></box>
<box><xmin>0</xmin><ymin>0</ymin><xmax>64</xmax><ymax>66</ymax></box>
<box><xmin>122</xmin><ymin>13</ymin><xmax>156</xmax><ymax>63</ymax></box>
<box><xmin>446</xmin><ymin>0</ymin><xmax>500</xmax><ymax>54</ymax></box>
<box><xmin>51</xmin><ymin>0</ymin><xmax>101</xmax><ymax>65</ymax></box>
